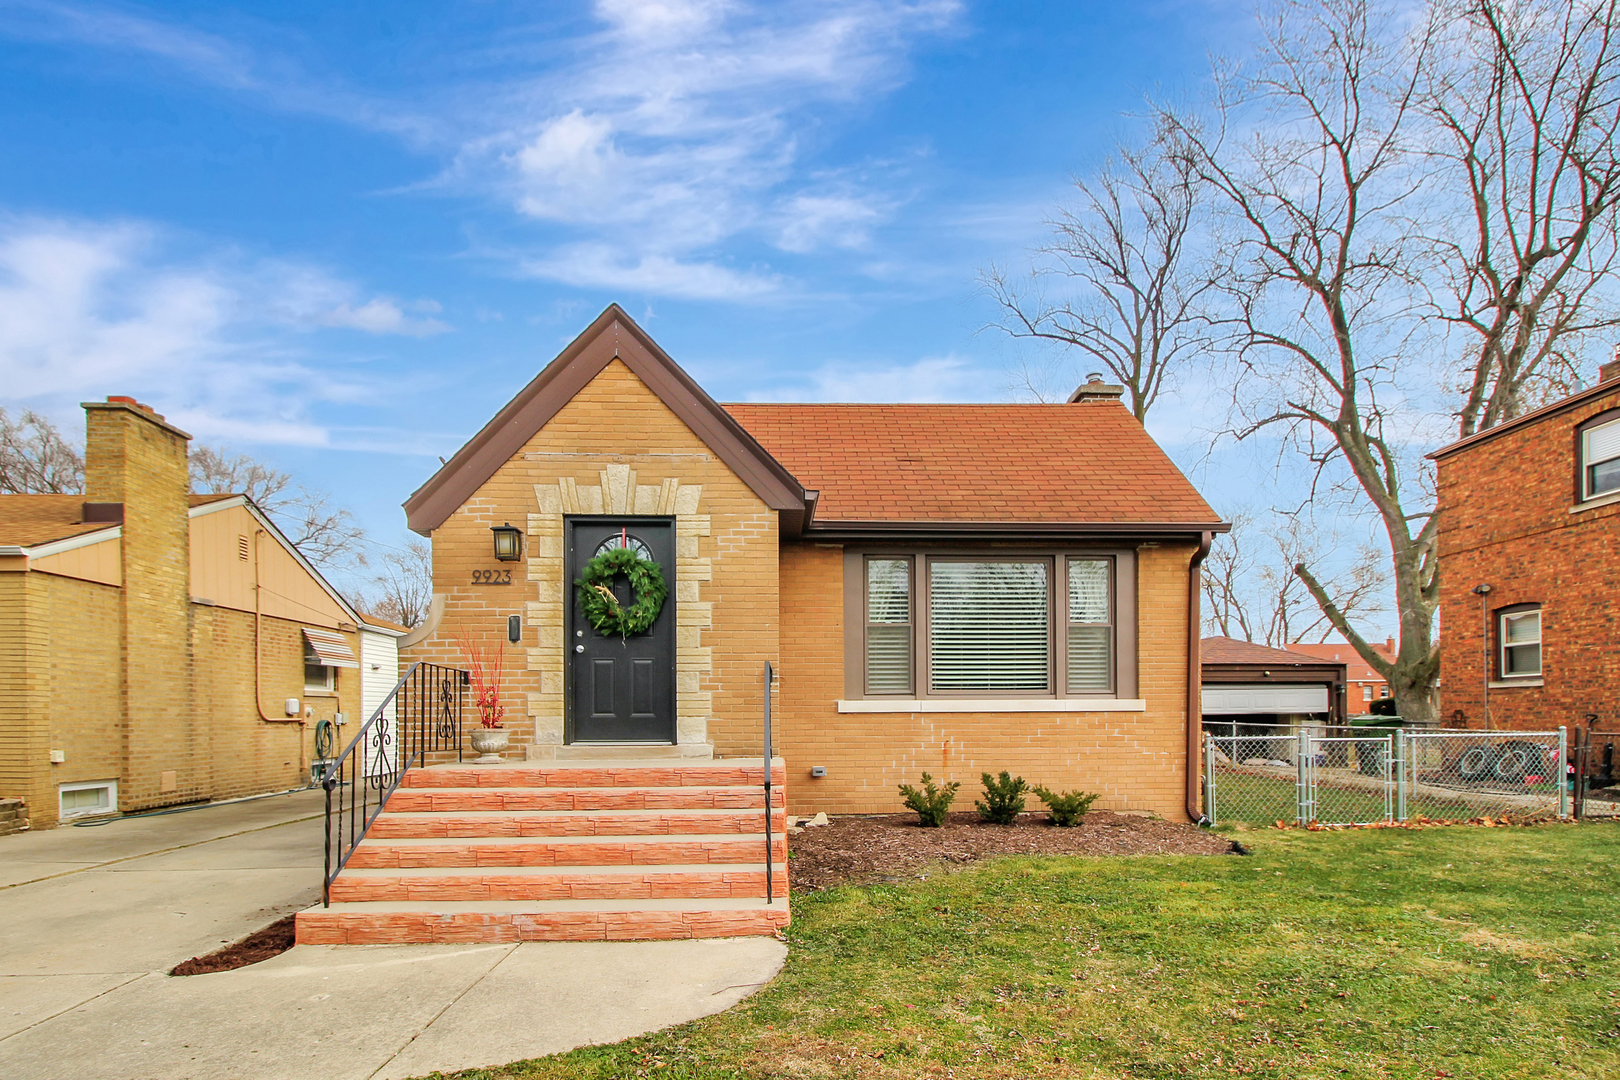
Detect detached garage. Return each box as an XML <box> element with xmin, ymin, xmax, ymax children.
<box><xmin>1201</xmin><ymin>637</ymin><xmax>1348</xmax><ymax>731</ymax></box>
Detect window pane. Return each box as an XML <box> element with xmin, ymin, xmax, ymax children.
<box><xmin>1505</xmin><ymin>643</ymin><xmax>1541</xmax><ymax>676</ymax></box>
<box><xmin>929</xmin><ymin>561</ymin><xmax>1049</xmax><ymax>691</ymax></box>
<box><xmin>1068</xmin><ymin>559</ymin><xmax>1110</xmax><ymax>623</ymax></box>
<box><xmin>1588</xmin><ymin>420</ymin><xmax>1620</xmax><ymax>496</ymax></box>
<box><xmin>866</xmin><ymin>625</ymin><xmax>913</xmax><ymax>694</ymax></box>
<box><xmin>1503</xmin><ymin>611</ymin><xmax>1540</xmax><ymax>645</ymax></box>
<box><xmin>1067</xmin><ymin>625</ymin><xmax>1112</xmax><ymax>692</ymax></box>
<box><xmin>1591</xmin><ymin>457</ymin><xmax>1620</xmax><ymax>497</ymax></box>
<box><xmin>866</xmin><ymin>559</ymin><xmax>910</xmax><ymax>624</ymax></box>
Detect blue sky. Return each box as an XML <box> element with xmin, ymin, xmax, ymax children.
<box><xmin>0</xmin><ymin>0</ymin><xmax>1273</xmax><ymax>590</ymax></box>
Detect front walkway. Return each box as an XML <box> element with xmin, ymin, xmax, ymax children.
<box><xmin>0</xmin><ymin>788</ymin><xmax>785</xmax><ymax>1080</ymax></box>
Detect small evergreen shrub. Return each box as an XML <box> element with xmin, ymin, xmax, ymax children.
<box><xmin>975</xmin><ymin>771</ymin><xmax>1029</xmax><ymax>825</ymax></box>
<box><xmin>897</xmin><ymin>772</ymin><xmax>960</xmax><ymax>827</ymax></box>
<box><xmin>1033</xmin><ymin>786</ymin><xmax>1101</xmax><ymax>827</ymax></box>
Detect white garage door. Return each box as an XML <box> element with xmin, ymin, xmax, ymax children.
<box><xmin>1202</xmin><ymin>683</ymin><xmax>1330</xmax><ymax>715</ymax></box>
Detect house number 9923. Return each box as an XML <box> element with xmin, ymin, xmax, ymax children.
<box><xmin>471</xmin><ymin>569</ymin><xmax>513</xmax><ymax>585</ymax></box>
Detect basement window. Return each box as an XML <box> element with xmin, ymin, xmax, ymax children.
<box><xmin>59</xmin><ymin>780</ymin><xmax>117</xmax><ymax>819</ymax></box>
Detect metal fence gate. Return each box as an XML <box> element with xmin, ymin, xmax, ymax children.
<box><xmin>1205</xmin><ymin>725</ymin><xmax>1568</xmax><ymax>826</ymax></box>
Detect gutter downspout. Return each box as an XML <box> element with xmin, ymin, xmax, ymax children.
<box><xmin>1187</xmin><ymin>531</ymin><xmax>1213</xmax><ymax>824</ymax></box>
<box><xmin>253</xmin><ymin>529</ymin><xmax>307</xmax><ymax>777</ymax></box>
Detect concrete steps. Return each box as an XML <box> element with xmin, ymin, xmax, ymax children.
<box><xmin>298</xmin><ymin>757</ymin><xmax>788</xmax><ymax>945</ymax></box>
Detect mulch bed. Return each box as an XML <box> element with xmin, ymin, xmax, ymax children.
<box><xmin>787</xmin><ymin>811</ymin><xmax>1237</xmax><ymax>892</ymax></box>
<box><xmin>170</xmin><ymin>915</ymin><xmax>297</xmax><ymax>976</ymax></box>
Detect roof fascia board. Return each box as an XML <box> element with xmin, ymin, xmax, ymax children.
<box><xmin>21</xmin><ymin>526</ymin><xmax>123</xmax><ymax>559</ymax></box>
<box><xmin>1429</xmin><ymin>377</ymin><xmax>1620</xmax><ymax>460</ymax></box>
<box><xmin>802</xmin><ymin>520</ymin><xmax>1230</xmax><ymax>541</ymax></box>
<box><xmin>188</xmin><ymin>495</ymin><xmax>245</xmax><ymax>518</ymax></box>
<box><xmin>237</xmin><ymin>498</ymin><xmax>364</xmax><ymax>626</ymax></box>
<box><xmin>403</xmin><ymin>304</ymin><xmax>807</xmax><ymax>535</ymax></box>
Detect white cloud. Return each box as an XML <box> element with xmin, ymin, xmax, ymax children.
<box><xmin>457</xmin><ymin>0</ymin><xmax>962</xmax><ymax>293</ymax></box>
<box><xmin>0</xmin><ymin>216</ymin><xmax>448</xmax><ymax>445</ymax></box>
<box><xmin>520</xmin><ymin>243</ymin><xmax>779</xmax><ymax>301</ymax></box>
<box><xmin>744</xmin><ymin>352</ymin><xmax>990</xmax><ymax>402</ymax></box>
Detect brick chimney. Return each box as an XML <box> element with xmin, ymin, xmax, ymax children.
<box><xmin>1067</xmin><ymin>372</ymin><xmax>1127</xmax><ymax>404</ymax></box>
<box><xmin>1600</xmin><ymin>344</ymin><xmax>1620</xmax><ymax>384</ymax></box>
<box><xmin>81</xmin><ymin>397</ymin><xmax>200</xmax><ymax>810</ymax></box>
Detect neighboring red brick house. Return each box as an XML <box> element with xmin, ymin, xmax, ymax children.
<box><xmin>1430</xmin><ymin>361</ymin><xmax>1620</xmax><ymax>731</ymax></box>
<box><xmin>1286</xmin><ymin>638</ymin><xmax>1395</xmax><ymax>712</ymax></box>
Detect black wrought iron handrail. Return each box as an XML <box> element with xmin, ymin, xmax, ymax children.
<box><xmin>320</xmin><ymin>661</ymin><xmax>466</xmax><ymax>905</ymax></box>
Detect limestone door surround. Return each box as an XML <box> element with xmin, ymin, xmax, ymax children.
<box><xmin>523</xmin><ymin>462</ymin><xmax>712</xmax><ymax>757</ymax></box>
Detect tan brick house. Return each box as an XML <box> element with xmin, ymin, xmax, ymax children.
<box><xmin>399</xmin><ymin>306</ymin><xmax>1227</xmax><ymax>820</ymax></box>
<box><xmin>1431</xmin><ymin>360</ymin><xmax>1620</xmax><ymax>732</ymax></box>
<box><xmin>0</xmin><ymin>397</ymin><xmax>401</xmax><ymax>829</ymax></box>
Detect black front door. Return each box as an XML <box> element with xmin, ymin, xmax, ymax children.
<box><xmin>566</xmin><ymin>517</ymin><xmax>676</xmax><ymax>743</ymax></box>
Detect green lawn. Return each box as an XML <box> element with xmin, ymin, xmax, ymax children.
<box><xmin>1212</xmin><ymin>769</ymin><xmax>1559</xmax><ymax>825</ymax></box>
<box><xmin>420</xmin><ymin>824</ymin><xmax>1620</xmax><ymax>1080</ymax></box>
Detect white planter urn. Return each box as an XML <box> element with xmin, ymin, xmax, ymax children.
<box><xmin>469</xmin><ymin>727</ymin><xmax>510</xmax><ymax>764</ymax></box>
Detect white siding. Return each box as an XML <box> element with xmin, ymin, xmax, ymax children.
<box><xmin>360</xmin><ymin>629</ymin><xmax>401</xmax><ymax>722</ymax></box>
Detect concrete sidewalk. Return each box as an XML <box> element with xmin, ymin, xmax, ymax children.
<box><xmin>0</xmin><ymin>790</ymin><xmax>786</xmax><ymax>1080</ymax></box>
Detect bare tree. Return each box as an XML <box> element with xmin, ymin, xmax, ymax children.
<box><xmin>0</xmin><ymin>409</ymin><xmax>84</xmax><ymax>494</ymax></box>
<box><xmin>361</xmin><ymin>540</ymin><xmax>433</xmax><ymax>629</ymax></box>
<box><xmin>190</xmin><ymin>445</ymin><xmax>365</xmax><ymax>571</ymax></box>
<box><xmin>1426</xmin><ymin>0</ymin><xmax>1620</xmax><ymax>435</ymax></box>
<box><xmin>985</xmin><ymin>127</ymin><xmax>1215</xmax><ymax>418</ymax></box>
<box><xmin>1203</xmin><ymin>513</ymin><xmax>1389</xmax><ymax>647</ymax></box>
<box><xmin>1166</xmin><ymin>0</ymin><xmax>1620</xmax><ymax>724</ymax></box>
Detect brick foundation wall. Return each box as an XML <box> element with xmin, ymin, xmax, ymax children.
<box><xmin>192</xmin><ymin>604</ymin><xmax>358</xmax><ymax>800</ymax></box>
<box><xmin>776</xmin><ymin>541</ymin><xmax>1196</xmax><ymax>819</ymax></box>
<box><xmin>405</xmin><ymin>359</ymin><xmax>779</xmax><ymax>758</ymax></box>
<box><xmin>1437</xmin><ymin>382</ymin><xmax>1620</xmax><ymax>731</ymax></box>
<box><xmin>0</xmin><ymin>570</ymin><xmax>50</xmax><ymax>823</ymax></box>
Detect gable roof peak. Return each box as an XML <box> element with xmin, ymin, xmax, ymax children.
<box><xmin>403</xmin><ymin>304</ymin><xmax>808</xmax><ymax>535</ymax></box>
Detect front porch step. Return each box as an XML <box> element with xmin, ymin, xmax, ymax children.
<box><xmin>385</xmin><ymin>786</ymin><xmax>783</xmax><ymax>813</ymax></box>
<box><xmin>368</xmin><ymin>808</ymin><xmax>787</xmax><ymax>839</ymax></box>
<box><xmin>301</xmin><ymin>756</ymin><xmax>789</xmax><ymax>945</ymax></box>
<box><xmin>328</xmin><ymin>863</ymin><xmax>788</xmax><ymax>902</ymax></box>
<box><xmin>552</xmin><ymin>743</ymin><xmax>713</xmax><ymax>760</ymax></box>
<box><xmin>402</xmin><ymin>762</ymin><xmax>785</xmax><ymax>788</ymax></box>
<box><xmin>346</xmin><ymin>833</ymin><xmax>788</xmax><ymax>869</ymax></box>
<box><xmin>297</xmin><ymin>897</ymin><xmax>790</xmax><ymax>945</ymax></box>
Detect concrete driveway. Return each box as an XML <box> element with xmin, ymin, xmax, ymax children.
<box><xmin>0</xmin><ymin>790</ymin><xmax>786</xmax><ymax>1080</ymax></box>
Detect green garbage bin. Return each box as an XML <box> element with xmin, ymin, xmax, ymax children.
<box><xmin>1349</xmin><ymin>715</ymin><xmax>1405</xmax><ymax>776</ymax></box>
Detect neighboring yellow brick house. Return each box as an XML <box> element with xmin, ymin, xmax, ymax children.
<box><xmin>401</xmin><ymin>306</ymin><xmax>1227</xmax><ymax>821</ymax></box>
<box><xmin>0</xmin><ymin>397</ymin><xmax>404</xmax><ymax>829</ymax></box>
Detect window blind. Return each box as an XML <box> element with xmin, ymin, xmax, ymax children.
<box><xmin>866</xmin><ymin>558</ymin><xmax>913</xmax><ymax>694</ymax></box>
<box><xmin>929</xmin><ymin>560</ymin><xmax>1049</xmax><ymax>691</ymax></box>
<box><xmin>1067</xmin><ymin>558</ymin><xmax>1112</xmax><ymax>692</ymax></box>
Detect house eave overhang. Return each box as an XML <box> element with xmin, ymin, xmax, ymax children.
<box><xmin>404</xmin><ymin>305</ymin><xmax>810</xmax><ymax>536</ymax></box>
<box><xmin>1201</xmin><ymin>662</ymin><xmax>1348</xmax><ymax>685</ymax></box>
<box><xmin>797</xmin><ymin>519</ymin><xmax>1230</xmax><ymax>543</ymax></box>
<box><xmin>1428</xmin><ymin>375</ymin><xmax>1620</xmax><ymax>461</ymax></box>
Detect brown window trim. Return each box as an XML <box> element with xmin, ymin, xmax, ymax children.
<box><xmin>843</xmin><ymin>545</ymin><xmax>1137</xmax><ymax>701</ymax></box>
<box><xmin>1575</xmin><ymin>406</ymin><xmax>1620</xmax><ymax>504</ymax></box>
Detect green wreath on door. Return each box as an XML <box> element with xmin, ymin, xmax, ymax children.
<box><xmin>576</xmin><ymin>546</ymin><xmax>669</xmax><ymax>640</ymax></box>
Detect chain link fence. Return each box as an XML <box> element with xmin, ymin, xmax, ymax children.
<box><xmin>1205</xmin><ymin>724</ymin><xmax>1568</xmax><ymax>827</ymax></box>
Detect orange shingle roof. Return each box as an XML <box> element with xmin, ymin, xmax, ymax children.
<box><xmin>0</xmin><ymin>492</ymin><xmax>239</xmax><ymax>547</ymax></box>
<box><xmin>724</xmin><ymin>402</ymin><xmax>1219</xmax><ymax>526</ymax></box>
<box><xmin>1201</xmin><ymin>637</ymin><xmax>1341</xmax><ymax>667</ymax></box>
<box><xmin>0</xmin><ymin>495</ymin><xmax>112</xmax><ymax>547</ymax></box>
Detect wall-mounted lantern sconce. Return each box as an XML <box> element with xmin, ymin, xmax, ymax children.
<box><xmin>507</xmin><ymin>615</ymin><xmax>523</xmax><ymax>644</ymax></box>
<box><xmin>491</xmin><ymin>522</ymin><xmax>523</xmax><ymax>562</ymax></box>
